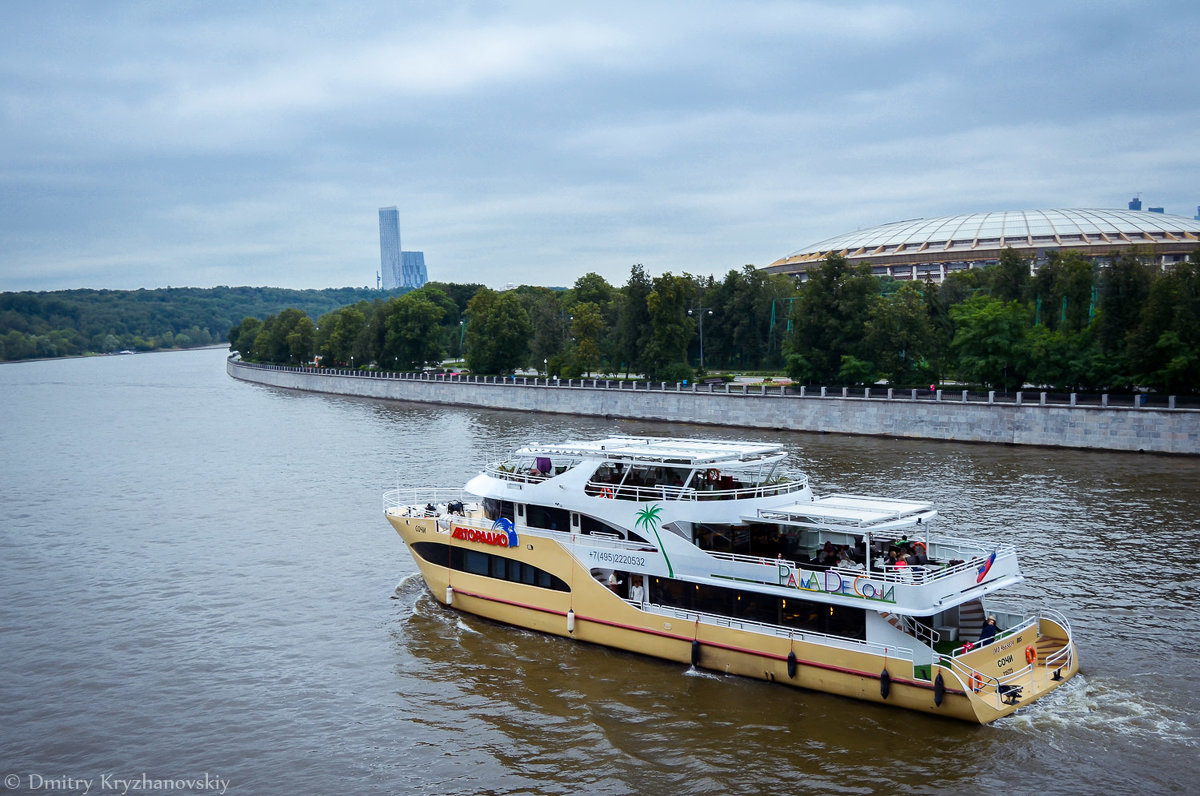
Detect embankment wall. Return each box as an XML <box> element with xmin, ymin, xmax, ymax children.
<box><xmin>227</xmin><ymin>358</ymin><xmax>1200</xmax><ymax>454</ymax></box>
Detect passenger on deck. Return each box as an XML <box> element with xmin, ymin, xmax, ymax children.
<box><xmin>979</xmin><ymin>615</ymin><xmax>999</xmax><ymax>643</ymax></box>
<box><xmin>629</xmin><ymin>576</ymin><xmax>645</xmax><ymax>603</ymax></box>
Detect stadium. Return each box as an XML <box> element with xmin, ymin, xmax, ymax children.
<box><xmin>763</xmin><ymin>207</ymin><xmax>1200</xmax><ymax>283</ymax></box>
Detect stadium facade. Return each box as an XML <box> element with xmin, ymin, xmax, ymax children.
<box><xmin>378</xmin><ymin>207</ymin><xmax>427</xmax><ymax>290</ymax></box>
<box><xmin>763</xmin><ymin>208</ymin><xmax>1200</xmax><ymax>283</ymax></box>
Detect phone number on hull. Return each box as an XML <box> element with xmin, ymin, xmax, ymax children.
<box><xmin>587</xmin><ymin>550</ymin><xmax>647</xmax><ymax>568</ymax></box>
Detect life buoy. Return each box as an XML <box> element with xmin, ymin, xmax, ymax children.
<box><xmin>971</xmin><ymin>671</ymin><xmax>984</xmax><ymax>692</ymax></box>
<box><xmin>600</xmin><ymin>486</ymin><xmax>614</xmax><ymax>498</ymax></box>
<box><xmin>706</xmin><ymin>469</ymin><xmax>719</xmax><ymax>483</ymax></box>
<box><xmin>1025</xmin><ymin>645</ymin><xmax>1037</xmax><ymax>664</ymax></box>
<box><xmin>914</xmin><ymin>541</ymin><xmax>927</xmax><ymax>554</ymax></box>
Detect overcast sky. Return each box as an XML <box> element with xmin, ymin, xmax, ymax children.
<box><xmin>3</xmin><ymin>1</ymin><xmax>1199</xmax><ymax>293</ymax></box>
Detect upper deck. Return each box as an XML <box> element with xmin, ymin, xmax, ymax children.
<box><xmin>480</xmin><ymin>435</ymin><xmax>805</xmax><ymax>505</ymax></box>
<box><xmin>510</xmin><ymin>436</ymin><xmax>788</xmax><ymax>467</ymax></box>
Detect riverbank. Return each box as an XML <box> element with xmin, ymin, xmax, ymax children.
<box><xmin>226</xmin><ymin>357</ymin><xmax>1200</xmax><ymax>455</ymax></box>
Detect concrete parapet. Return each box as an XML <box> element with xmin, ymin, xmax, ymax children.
<box><xmin>227</xmin><ymin>358</ymin><xmax>1200</xmax><ymax>455</ymax></box>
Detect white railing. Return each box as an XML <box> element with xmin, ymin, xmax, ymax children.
<box><xmin>382</xmin><ymin>487</ymin><xmax>474</xmax><ymax>514</ymax></box>
<box><xmin>701</xmin><ymin>544</ymin><xmax>1017</xmax><ymax>592</ymax></box>
<box><xmin>581</xmin><ymin>478</ymin><xmax>808</xmax><ymax>503</ymax></box>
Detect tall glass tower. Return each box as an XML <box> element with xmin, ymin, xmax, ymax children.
<box><xmin>379</xmin><ymin>207</ymin><xmax>402</xmax><ymax>290</ymax></box>
<box><xmin>401</xmin><ymin>251</ymin><xmax>427</xmax><ymax>288</ymax></box>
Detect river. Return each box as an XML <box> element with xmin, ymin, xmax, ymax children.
<box><xmin>1</xmin><ymin>347</ymin><xmax>1197</xmax><ymax>794</ymax></box>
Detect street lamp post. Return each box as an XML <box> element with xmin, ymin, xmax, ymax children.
<box><xmin>688</xmin><ymin>307</ymin><xmax>713</xmax><ymax>372</ymax></box>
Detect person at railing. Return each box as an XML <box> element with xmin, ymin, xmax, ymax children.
<box><xmin>979</xmin><ymin>615</ymin><xmax>999</xmax><ymax>644</ymax></box>
<box><xmin>629</xmin><ymin>576</ymin><xmax>645</xmax><ymax>604</ymax></box>
<box><xmin>837</xmin><ymin>550</ymin><xmax>864</xmax><ymax>571</ymax></box>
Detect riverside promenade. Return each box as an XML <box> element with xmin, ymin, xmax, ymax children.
<box><xmin>227</xmin><ymin>357</ymin><xmax>1200</xmax><ymax>455</ymax></box>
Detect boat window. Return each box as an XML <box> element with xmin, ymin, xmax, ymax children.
<box><xmin>648</xmin><ymin>577</ymin><xmax>865</xmax><ymax>640</ymax></box>
<box><xmin>409</xmin><ymin>542</ymin><xmax>569</xmax><ymax>593</ymax></box>
<box><xmin>483</xmin><ymin>498</ymin><xmax>515</xmax><ymax>523</ymax></box>
<box><xmin>581</xmin><ymin>514</ymin><xmax>649</xmax><ymax>544</ymax></box>
<box><xmin>527</xmin><ymin>504</ymin><xmax>570</xmax><ymax>532</ymax></box>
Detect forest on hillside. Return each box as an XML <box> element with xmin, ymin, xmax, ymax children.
<box><xmin>0</xmin><ymin>285</ymin><xmax>408</xmax><ymax>361</ymax></box>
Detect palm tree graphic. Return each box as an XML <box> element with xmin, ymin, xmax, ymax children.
<box><xmin>635</xmin><ymin>504</ymin><xmax>673</xmax><ymax>577</ymax></box>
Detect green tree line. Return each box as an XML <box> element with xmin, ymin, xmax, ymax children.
<box><xmin>236</xmin><ymin>247</ymin><xmax>1200</xmax><ymax>394</ymax></box>
<box><xmin>0</xmin><ymin>285</ymin><xmax>405</xmax><ymax>361</ymax></box>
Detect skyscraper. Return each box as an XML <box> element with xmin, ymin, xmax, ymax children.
<box><xmin>401</xmin><ymin>251</ymin><xmax>427</xmax><ymax>289</ymax></box>
<box><xmin>378</xmin><ymin>207</ymin><xmax>428</xmax><ymax>290</ymax></box>
<box><xmin>378</xmin><ymin>207</ymin><xmax>401</xmax><ymax>290</ymax></box>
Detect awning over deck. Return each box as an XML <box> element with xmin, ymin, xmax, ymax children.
<box><xmin>750</xmin><ymin>494</ymin><xmax>936</xmax><ymax>531</ymax></box>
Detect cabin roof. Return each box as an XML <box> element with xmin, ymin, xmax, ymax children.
<box><xmin>753</xmin><ymin>494</ymin><xmax>936</xmax><ymax>529</ymax></box>
<box><xmin>514</xmin><ymin>436</ymin><xmax>785</xmax><ymax>466</ymax></box>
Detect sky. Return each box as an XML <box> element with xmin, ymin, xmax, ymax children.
<box><xmin>3</xmin><ymin>1</ymin><xmax>1199</xmax><ymax>293</ymax></box>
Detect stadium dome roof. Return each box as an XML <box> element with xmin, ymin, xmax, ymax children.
<box><xmin>764</xmin><ymin>209</ymin><xmax>1200</xmax><ymax>281</ymax></box>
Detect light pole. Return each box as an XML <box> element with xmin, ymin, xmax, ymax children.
<box><xmin>688</xmin><ymin>307</ymin><xmax>713</xmax><ymax>372</ymax></box>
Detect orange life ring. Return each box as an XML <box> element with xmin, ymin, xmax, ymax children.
<box><xmin>1025</xmin><ymin>645</ymin><xmax>1037</xmax><ymax>664</ymax></box>
<box><xmin>971</xmin><ymin>671</ymin><xmax>983</xmax><ymax>692</ymax></box>
<box><xmin>600</xmin><ymin>486</ymin><xmax>614</xmax><ymax>498</ymax></box>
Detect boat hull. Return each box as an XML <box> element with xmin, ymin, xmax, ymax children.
<box><xmin>387</xmin><ymin>512</ymin><xmax>1078</xmax><ymax>724</ymax></box>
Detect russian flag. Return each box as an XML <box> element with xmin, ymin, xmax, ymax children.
<box><xmin>976</xmin><ymin>551</ymin><xmax>997</xmax><ymax>583</ymax></box>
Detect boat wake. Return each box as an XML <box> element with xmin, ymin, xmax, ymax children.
<box><xmin>391</xmin><ymin>572</ymin><xmax>425</xmax><ymax>602</ymax></box>
<box><xmin>683</xmin><ymin>665</ymin><xmax>722</xmax><ymax>680</ymax></box>
<box><xmin>996</xmin><ymin>674</ymin><xmax>1198</xmax><ymax>747</ymax></box>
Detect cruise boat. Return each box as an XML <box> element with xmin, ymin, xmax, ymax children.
<box><xmin>383</xmin><ymin>436</ymin><xmax>1078</xmax><ymax>723</ymax></box>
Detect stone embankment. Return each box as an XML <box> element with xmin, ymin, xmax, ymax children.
<box><xmin>227</xmin><ymin>357</ymin><xmax>1199</xmax><ymax>455</ymax></box>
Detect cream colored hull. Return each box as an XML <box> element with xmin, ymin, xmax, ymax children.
<box><xmin>387</xmin><ymin>513</ymin><xmax>1078</xmax><ymax>724</ymax></box>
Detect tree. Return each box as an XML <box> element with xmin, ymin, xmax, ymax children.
<box><xmin>990</xmin><ymin>247</ymin><xmax>1032</xmax><ymax>303</ymax></box>
<box><xmin>570</xmin><ymin>301</ymin><xmax>605</xmax><ymax>376</ymax></box>
<box><xmin>864</xmin><ymin>282</ymin><xmax>934</xmax><ymax>386</ymax></box>
<box><xmin>784</xmin><ymin>254</ymin><xmax>879</xmax><ymax>383</ymax></box>
<box><xmin>316</xmin><ymin>305</ymin><xmax>366</xmax><ymax>366</ymax></box>
<box><xmin>249</xmin><ymin>308</ymin><xmax>316</xmax><ymax>365</ymax></box>
<box><xmin>379</xmin><ymin>293</ymin><xmax>447</xmax><ymax>370</ymax></box>
<box><xmin>949</xmin><ymin>295</ymin><xmax>1030</xmax><ymax>390</ymax></box>
<box><xmin>643</xmin><ymin>273</ymin><xmax>693</xmax><ymax>380</ymax></box>
<box><xmin>1031</xmin><ymin>251</ymin><xmax>1096</xmax><ymax>333</ymax></box>
<box><xmin>614</xmin><ymin>264</ymin><xmax>652</xmax><ymax>377</ymax></box>
<box><xmin>464</xmin><ymin>288</ymin><xmax>532</xmax><ymax>374</ymax></box>
<box><xmin>1094</xmin><ymin>251</ymin><xmax>1153</xmax><ymax>384</ymax></box>
<box><xmin>1128</xmin><ymin>252</ymin><xmax>1200</xmax><ymax>391</ymax></box>
<box><xmin>229</xmin><ymin>317</ymin><xmax>262</xmax><ymax>357</ymax></box>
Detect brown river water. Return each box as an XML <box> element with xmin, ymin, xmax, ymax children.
<box><xmin>1</xmin><ymin>347</ymin><xmax>1197</xmax><ymax>794</ymax></box>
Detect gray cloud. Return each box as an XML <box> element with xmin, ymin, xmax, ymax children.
<box><xmin>2</xmin><ymin>1</ymin><xmax>1198</xmax><ymax>292</ymax></box>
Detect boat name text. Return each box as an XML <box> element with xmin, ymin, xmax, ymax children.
<box><xmin>781</xmin><ymin>567</ymin><xmax>896</xmax><ymax>604</ymax></box>
<box><xmin>451</xmin><ymin>526</ymin><xmax>513</xmax><ymax>547</ymax></box>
